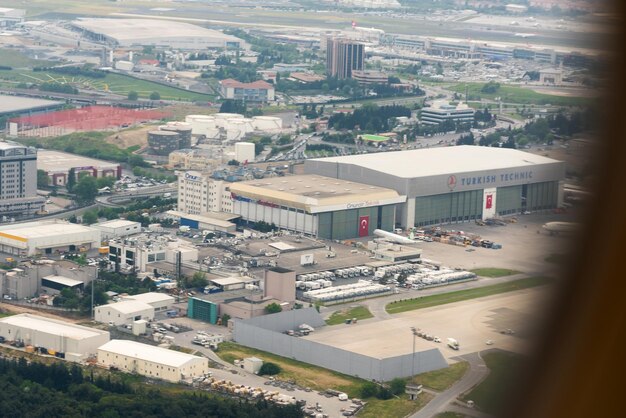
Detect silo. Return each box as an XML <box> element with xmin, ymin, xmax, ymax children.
<box><xmin>185</xmin><ymin>115</ymin><xmax>216</xmax><ymax>136</ymax></box>
<box><xmin>213</xmin><ymin>113</ymin><xmax>244</xmax><ymax>129</ymax></box>
<box><xmin>148</xmin><ymin>130</ymin><xmax>181</xmax><ymax>156</ymax></box>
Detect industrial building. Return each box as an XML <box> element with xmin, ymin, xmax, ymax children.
<box><xmin>351</xmin><ymin>70</ymin><xmax>388</xmax><ymax>84</ymax></box>
<box><xmin>219</xmin><ymin>79</ymin><xmax>275</xmax><ymax>103</ymax></box>
<box><xmin>229</xmin><ymin>174</ymin><xmax>405</xmax><ymax>239</ymax></box>
<box><xmin>108</xmin><ymin>234</ymin><xmax>198</xmax><ymax>273</ymax></box>
<box><xmin>37</xmin><ymin>150</ymin><xmax>121</xmax><ymax>186</ymax></box>
<box><xmin>122</xmin><ymin>292</ymin><xmax>175</xmax><ymax>312</ymax></box>
<box><xmin>0</xmin><ymin>220</ymin><xmax>101</xmax><ymax>256</ymax></box>
<box><xmin>326</xmin><ymin>38</ymin><xmax>365</xmax><ymax>79</ymax></box>
<box><xmin>71</xmin><ymin>18</ymin><xmax>243</xmax><ymax>50</ymax></box>
<box><xmin>91</xmin><ymin>219</ymin><xmax>141</xmax><ymax>240</ymax></box>
<box><xmin>0</xmin><ymin>314</ymin><xmax>110</xmax><ymax>362</ymax></box>
<box><xmin>97</xmin><ymin>340</ymin><xmax>209</xmax><ymax>383</ymax></box>
<box><xmin>0</xmin><ymin>141</ymin><xmax>46</xmax><ymax>217</ymax></box>
<box><xmin>305</xmin><ymin>146</ymin><xmax>565</xmax><ymax>229</ymax></box>
<box><xmin>0</xmin><ymin>95</ymin><xmax>64</xmax><ymax>118</ymax></box>
<box><xmin>419</xmin><ymin>101</ymin><xmax>475</xmax><ymax>126</ymax></box>
<box><xmin>147</xmin><ymin>122</ymin><xmax>193</xmax><ymax>156</ymax></box>
<box><xmin>0</xmin><ymin>7</ymin><xmax>25</xmax><ymax>27</ymax></box>
<box><xmin>0</xmin><ymin>259</ymin><xmax>96</xmax><ymax>300</ymax></box>
<box><xmin>166</xmin><ymin>211</ymin><xmax>237</xmax><ymax>234</ymax></box>
<box><xmin>94</xmin><ymin>300</ymin><xmax>155</xmax><ymax>325</ymax></box>
<box><xmin>235</xmin><ymin>142</ymin><xmax>255</xmax><ymax>164</ymax></box>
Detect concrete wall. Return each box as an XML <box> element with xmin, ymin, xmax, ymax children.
<box><xmin>232</xmin><ymin>308</ymin><xmax>447</xmax><ymax>381</ymax></box>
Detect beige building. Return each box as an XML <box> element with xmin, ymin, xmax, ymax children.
<box><xmin>168</xmin><ymin>149</ymin><xmax>220</xmax><ymax>170</ymax></box>
<box><xmin>94</xmin><ymin>300</ymin><xmax>155</xmax><ymax>325</ymax></box>
<box><xmin>264</xmin><ymin>267</ymin><xmax>296</xmax><ymax>303</ymax></box>
<box><xmin>177</xmin><ymin>171</ymin><xmax>233</xmax><ymax>215</ymax></box>
<box><xmin>97</xmin><ymin>339</ymin><xmax>209</xmax><ymax>383</ymax></box>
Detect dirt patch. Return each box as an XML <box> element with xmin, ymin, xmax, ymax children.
<box><xmin>105</xmin><ymin>125</ymin><xmax>158</xmax><ymax>150</ymax></box>
<box><xmin>1</xmin><ymin>303</ymin><xmax>82</xmax><ymax>323</ymax></box>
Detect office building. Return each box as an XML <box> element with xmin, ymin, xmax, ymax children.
<box><xmin>177</xmin><ymin>171</ymin><xmax>233</xmax><ymax>215</ymax></box>
<box><xmin>419</xmin><ymin>101</ymin><xmax>475</xmax><ymax>126</ymax></box>
<box><xmin>0</xmin><ymin>141</ymin><xmax>45</xmax><ymax>217</ymax></box>
<box><xmin>219</xmin><ymin>79</ymin><xmax>275</xmax><ymax>102</ymax></box>
<box><xmin>326</xmin><ymin>38</ymin><xmax>365</xmax><ymax>79</ymax></box>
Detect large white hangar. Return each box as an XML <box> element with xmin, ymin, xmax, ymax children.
<box><xmin>71</xmin><ymin>18</ymin><xmax>243</xmax><ymax>50</ymax></box>
<box><xmin>304</xmin><ymin>146</ymin><xmax>565</xmax><ymax>228</ymax></box>
<box><xmin>0</xmin><ymin>314</ymin><xmax>110</xmax><ymax>362</ymax></box>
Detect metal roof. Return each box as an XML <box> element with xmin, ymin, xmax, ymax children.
<box><xmin>310</xmin><ymin>146</ymin><xmax>562</xmax><ymax>179</ymax></box>
<box><xmin>0</xmin><ymin>94</ymin><xmax>63</xmax><ymax>115</ymax></box>
<box><xmin>124</xmin><ymin>292</ymin><xmax>175</xmax><ymax>305</ymax></box>
<box><xmin>0</xmin><ymin>314</ymin><xmax>109</xmax><ymax>340</ymax></box>
<box><xmin>0</xmin><ymin>220</ymin><xmax>99</xmax><ymax>240</ymax></box>
<box><xmin>42</xmin><ymin>275</ymin><xmax>83</xmax><ymax>287</ymax></box>
<box><xmin>98</xmin><ymin>339</ymin><xmax>205</xmax><ymax>368</ymax></box>
<box><xmin>99</xmin><ymin>300</ymin><xmax>154</xmax><ymax>315</ymax></box>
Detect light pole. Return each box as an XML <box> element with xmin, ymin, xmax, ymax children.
<box><xmin>411</xmin><ymin>327</ymin><xmax>419</xmax><ymax>378</ymax></box>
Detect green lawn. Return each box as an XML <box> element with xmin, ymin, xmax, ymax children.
<box><xmin>462</xmin><ymin>351</ymin><xmax>525</xmax><ymax>415</ymax></box>
<box><xmin>0</xmin><ymin>69</ymin><xmax>213</xmax><ymax>101</ymax></box>
<box><xmin>359</xmin><ymin>392</ymin><xmax>434</xmax><ymax>418</ymax></box>
<box><xmin>326</xmin><ymin>306</ymin><xmax>374</xmax><ymax>325</ymax></box>
<box><xmin>215</xmin><ymin>342</ymin><xmax>365</xmax><ymax>397</ymax></box>
<box><xmin>471</xmin><ymin>268</ymin><xmax>521</xmax><ymax>278</ymax></box>
<box><xmin>449</xmin><ymin>83</ymin><xmax>591</xmax><ymax>106</ymax></box>
<box><xmin>386</xmin><ymin>277</ymin><xmax>553</xmax><ymax>314</ymax></box>
<box><xmin>410</xmin><ymin>362</ymin><xmax>469</xmax><ymax>391</ymax></box>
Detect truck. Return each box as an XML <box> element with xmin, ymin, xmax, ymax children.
<box><xmin>447</xmin><ymin>338</ymin><xmax>460</xmax><ymax>350</ymax></box>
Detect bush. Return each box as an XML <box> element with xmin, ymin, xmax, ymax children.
<box><xmin>149</xmin><ymin>91</ymin><xmax>161</xmax><ymax>100</ymax></box>
<box><xmin>376</xmin><ymin>386</ymin><xmax>393</xmax><ymax>400</ymax></box>
<box><xmin>389</xmin><ymin>378</ymin><xmax>406</xmax><ymax>395</ymax></box>
<box><xmin>359</xmin><ymin>382</ymin><xmax>379</xmax><ymax>398</ymax></box>
<box><xmin>258</xmin><ymin>362</ymin><xmax>281</xmax><ymax>376</ymax></box>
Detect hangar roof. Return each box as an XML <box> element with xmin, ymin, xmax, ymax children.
<box><xmin>310</xmin><ymin>146</ymin><xmax>562</xmax><ymax>179</ymax></box>
<box><xmin>0</xmin><ymin>314</ymin><xmax>108</xmax><ymax>340</ymax></box>
<box><xmin>98</xmin><ymin>339</ymin><xmax>205</xmax><ymax>368</ymax></box>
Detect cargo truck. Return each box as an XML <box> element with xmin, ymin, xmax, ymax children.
<box><xmin>447</xmin><ymin>338</ymin><xmax>460</xmax><ymax>350</ymax></box>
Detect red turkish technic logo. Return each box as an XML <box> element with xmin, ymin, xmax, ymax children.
<box><xmin>447</xmin><ymin>175</ymin><xmax>457</xmax><ymax>190</ymax></box>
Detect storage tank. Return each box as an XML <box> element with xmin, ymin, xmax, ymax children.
<box><xmin>252</xmin><ymin>116</ymin><xmax>283</xmax><ymax>131</ymax></box>
<box><xmin>213</xmin><ymin>113</ymin><xmax>244</xmax><ymax>128</ymax></box>
<box><xmin>185</xmin><ymin>115</ymin><xmax>216</xmax><ymax>136</ymax></box>
<box><xmin>160</xmin><ymin>122</ymin><xmax>193</xmax><ymax>148</ymax></box>
<box><xmin>148</xmin><ymin>130</ymin><xmax>181</xmax><ymax>155</ymax></box>
<box><xmin>235</xmin><ymin>142</ymin><xmax>255</xmax><ymax>163</ymax></box>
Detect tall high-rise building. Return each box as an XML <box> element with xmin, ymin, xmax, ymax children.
<box><xmin>326</xmin><ymin>38</ymin><xmax>365</xmax><ymax>79</ymax></box>
<box><xmin>0</xmin><ymin>141</ymin><xmax>45</xmax><ymax>218</ymax></box>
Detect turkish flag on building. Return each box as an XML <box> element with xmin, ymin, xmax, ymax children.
<box><xmin>359</xmin><ymin>216</ymin><xmax>369</xmax><ymax>237</ymax></box>
<box><xmin>486</xmin><ymin>194</ymin><xmax>493</xmax><ymax>209</ymax></box>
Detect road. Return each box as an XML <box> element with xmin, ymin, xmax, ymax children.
<box><xmin>410</xmin><ymin>352</ymin><xmax>490</xmax><ymax>418</ymax></box>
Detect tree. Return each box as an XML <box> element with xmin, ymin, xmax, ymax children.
<box><xmin>265</xmin><ymin>302</ymin><xmax>282</xmax><ymax>314</ymax></box>
<box><xmin>258</xmin><ymin>362</ymin><xmax>281</xmax><ymax>376</ymax></box>
<box><xmin>82</xmin><ymin>210</ymin><xmax>98</xmax><ymax>225</ymax></box>
<box><xmin>389</xmin><ymin>378</ymin><xmax>406</xmax><ymax>395</ymax></box>
<box><xmin>149</xmin><ymin>91</ymin><xmax>161</xmax><ymax>100</ymax></box>
<box><xmin>96</xmin><ymin>176</ymin><xmax>115</xmax><ymax>189</ymax></box>
<box><xmin>37</xmin><ymin>169</ymin><xmax>49</xmax><ymax>188</ymax></box>
<box><xmin>189</xmin><ymin>272</ymin><xmax>208</xmax><ymax>289</ymax></box>
<box><xmin>73</xmin><ymin>175</ymin><xmax>98</xmax><ymax>204</ymax></box>
<box><xmin>481</xmin><ymin>81</ymin><xmax>500</xmax><ymax>94</ymax></box>
<box><xmin>67</xmin><ymin>168</ymin><xmax>76</xmax><ymax>192</ymax></box>
<box><xmin>221</xmin><ymin>314</ymin><xmax>231</xmax><ymax>327</ymax></box>
<box><xmin>127</xmin><ymin>91</ymin><xmax>138</xmax><ymax>101</ymax></box>
<box><xmin>360</xmin><ymin>382</ymin><xmax>378</xmax><ymax>398</ymax></box>
<box><xmin>220</xmin><ymin>99</ymin><xmax>246</xmax><ymax>114</ymax></box>
<box><xmin>376</xmin><ymin>386</ymin><xmax>393</xmax><ymax>400</ymax></box>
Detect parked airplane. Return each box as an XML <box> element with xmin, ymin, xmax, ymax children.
<box><xmin>542</xmin><ymin>222</ymin><xmax>580</xmax><ymax>235</ymax></box>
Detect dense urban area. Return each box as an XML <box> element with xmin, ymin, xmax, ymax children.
<box><xmin>0</xmin><ymin>0</ymin><xmax>608</xmax><ymax>417</ymax></box>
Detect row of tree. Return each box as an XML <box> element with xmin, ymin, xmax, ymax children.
<box><xmin>328</xmin><ymin>104</ymin><xmax>411</xmax><ymax>132</ymax></box>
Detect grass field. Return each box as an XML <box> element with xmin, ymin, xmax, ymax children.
<box><xmin>0</xmin><ymin>49</ymin><xmax>54</xmax><ymax>68</ymax></box>
<box><xmin>462</xmin><ymin>351</ymin><xmax>525</xmax><ymax>414</ymax></box>
<box><xmin>386</xmin><ymin>276</ymin><xmax>553</xmax><ymax>314</ymax></box>
<box><xmin>470</xmin><ymin>268</ymin><xmax>521</xmax><ymax>278</ymax></box>
<box><xmin>326</xmin><ymin>306</ymin><xmax>374</xmax><ymax>325</ymax></box>
<box><xmin>215</xmin><ymin>342</ymin><xmax>365</xmax><ymax>397</ymax></box>
<box><xmin>359</xmin><ymin>392</ymin><xmax>434</xmax><ymax>418</ymax></box>
<box><xmin>0</xmin><ymin>69</ymin><xmax>213</xmax><ymax>101</ymax></box>
<box><xmin>449</xmin><ymin>83</ymin><xmax>591</xmax><ymax>106</ymax></box>
<box><xmin>410</xmin><ymin>362</ymin><xmax>469</xmax><ymax>391</ymax></box>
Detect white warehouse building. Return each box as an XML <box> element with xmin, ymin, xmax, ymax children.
<box><xmin>94</xmin><ymin>300</ymin><xmax>155</xmax><ymax>326</ymax></box>
<box><xmin>0</xmin><ymin>314</ymin><xmax>110</xmax><ymax>362</ymax></box>
<box><xmin>91</xmin><ymin>219</ymin><xmax>141</xmax><ymax>240</ymax></box>
<box><xmin>97</xmin><ymin>340</ymin><xmax>209</xmax><ymax>383</ymax></box>
<box><xmin>122</xmin><ymin>292</ymin><xmax>175</xmax><ymax>313</ymax></box>
<box><xmin>0</xmin><ymin>220</ymin><xmax>101</xmax><ymax>256</ymax></box>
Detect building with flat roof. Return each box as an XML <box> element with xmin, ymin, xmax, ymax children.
<box><xmin>166</xmin><ymin>210</ymin><xmax>237</xmax><ymax>234</ymax></box>
<box><xmin>108</xmin><ymin>233</ymin><xmax>198</xmax><ymax>273</ymax></box>
<box><xmin>229</xmin><ymin>174</ymin><xmax>405</xmax><ymax>239</ymax></box>
<box><xmin>0</xmin><ymin>141</ymin><xmax>45</xmax><ymax>217</ymax></box>
<box><xmin>94</xmin><ymin>300</ymin><xmax>155</xmax><ymax>325</ymax></box>
<box><xmin>0</xmin><ymin>8</ymin><xmax>25</xmax><ymax>27</ymax></box>
<box><xmin>0</xmin><ymin>95</ymin><xmax>64</xmax><ymax>117</ymax></box>
<box><xmin>91</xmin><ymin>219</ymin><xmax>141</xmax><ymax>240</ymax></box>
<box><xmin>177</xmin><ymin>171</ymin><xmax>233</xmax><ymax>215</ymax></box>
<box><xmin>419</xmin><ymin>101</ymin><xmax>475</xmax><ymax>126</ymax></box>
<box><xmin>289</xmin><ymin>72</ymin><xmax>325</xmax><ymax>84</ymax></box>
<box><xmin>219</xmin><ymin>79</ymin><xmax>275</xmax><ymax>102</ymax></box>
<box><xmin>37</xmin><ymin>149</ymin><xmax>121</xmax><ymax>187</ymax></box>
<box><xmin>0</xmin><ymin>314</ymin><xmax>110</xmax><ymax>362</ymax></box>
<box><xmin>305</xmin><ymin>146</ymin><xmax>565</xmax><ymax>228</ymax></box>
<box><xmin>122</xmin><ymin>292</ymin><xmax>175</xmax><ymax>312</ymax></box>
<box><xmin>72</xmin><ymin>18</ymin><xmax>243</xmax><ymax>50</ymax></box>
<box><xmin>326</xmin><ymin>38</ymin><xmax>365</xmax><ymax>79</ymax></box>
<box><xmin>351</xmin><ymin>70</ymin><xmax>388</xmax><ymax>84</ymax></box>
<box><xmin>0</xmin><ymin>219</ymin><xmax>101</xmax><ymax>256</ymax></box>
<box><xmin>97</xmin><ymin>339</ymin><xmax>209</xmax><ymax>383</ymax></box>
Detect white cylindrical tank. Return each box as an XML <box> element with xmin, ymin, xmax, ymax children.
<box><xmin>214</xmin><ymin>113</ymin><xmax>244</xmax><ymax>128</ymax></box>
<box><xmin>185</xmin><ymin>115</ymin><xmax>216</xmax><ymax>136</ymax></box>
<box><xmin>235</xmin><ymin>142</ymin><xmax>255</xmax><ymax>162</ymax></box>
<box><xmin>252</xmin><ymin>116</ymin><xmax>283</xmax><ymax>131</ymax></box>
